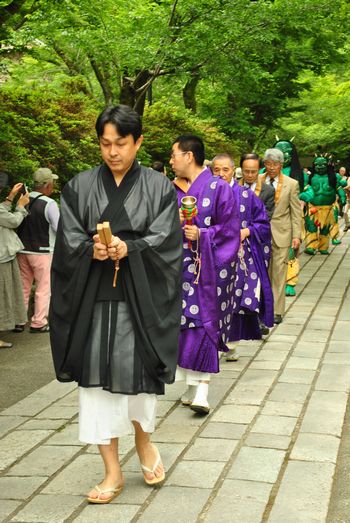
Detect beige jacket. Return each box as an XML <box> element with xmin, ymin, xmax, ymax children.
<box><xmin>270</xmin><ymin>175</ymin><xmax>301</xmax><ymax>247</ymax></box>
<box><xmin>0</xmin><ymin>202</ymin><xmax>27</xmax><ymax>263</ymax></box>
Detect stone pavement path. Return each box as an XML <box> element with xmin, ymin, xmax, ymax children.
<box><xmin>1</xmin><ymin>234</ymin><xmax>349</xmax><ymax>523</ymax></box>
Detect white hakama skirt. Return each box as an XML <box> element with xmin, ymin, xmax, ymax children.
<box><xmin>79</xmin><ymin>387</ymin><xmax>157</xmax><ymax>444</ymax></box>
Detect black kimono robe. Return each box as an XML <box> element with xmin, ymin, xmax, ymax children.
<box><xmin>49</xmin><ymin>161</ymin><xmax>182</xmax><ymax>395</ymax></box>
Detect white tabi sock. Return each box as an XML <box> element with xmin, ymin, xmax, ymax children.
<box><xmin>192</xmin><ymin>382</ymin><xmax>209</xmax><ymax>407</ymax></box>
<box><xmin>181</xmin><ymin>384</ymin><xmax>197</xmax><ymax>405</ymax></box>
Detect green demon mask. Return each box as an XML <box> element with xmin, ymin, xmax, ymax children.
<box><xmin>313</xmin><ymin>157</ymin><xmax>328</xmax><ymax>175</ymax></box>
<box><xmin>275</xmin><ymin>141</ymin><xmax>293</xmax><ymax>167</ymax></box>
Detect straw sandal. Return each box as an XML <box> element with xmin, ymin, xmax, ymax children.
<box><xmin>87</xmin><ymin>483</ymin><xmax>123</xmax><ymax>504</ymax></box>
<box><xmin>141</xmin><ymin>447</ymin><xmax>165</xmax><ymax>486</ymax></box>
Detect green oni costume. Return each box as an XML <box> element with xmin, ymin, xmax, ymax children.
<box><xmin>299</xmin><ymin>156</ymin><xmax>347</xmax><ymax>255</ymax></box>
<box><xmin>269</xmin><ymin>140</ymin><xmax>305</xmax><ymax>297</ymax></box>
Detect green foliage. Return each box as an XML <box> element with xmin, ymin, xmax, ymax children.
<box><xmin>1</xmin><ymin>0</ymin><xmax>350</xmax><ymax>168</ymax></box>
<box><xmin>142</xmin><ymin>100</ymin><xmax>238</xmax><ymax>165</ymax></box>
<box><xmin>276</xmin><ymin>71</ymin><xmax>350</xmax><ymax>161</ymax></box>
<box><xmin>0</xmin><ymin>81</ymin><xmax>100</xmax><ymax>187</ymax></box>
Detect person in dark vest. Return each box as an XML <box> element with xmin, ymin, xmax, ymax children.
<box><xmin>17</xmin><ymin>168</ymin><xmax>59</xmax><ymax>333</ymax></box>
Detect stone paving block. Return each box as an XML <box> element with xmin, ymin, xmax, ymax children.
<box><xmin>0</xmin><ymin>476</ymin><xmax>47</xmax><ymax>500</ymax></box>
<box><xmin>279</xmin><ymin>368</ymin><xmax>316</xmax><ymax>384</ymax></box>
<box><xmin>112</xmin><ymin>471</ymin><xmax>152</xmax><ymax>505</ymax></box>
<box><xmin>123</xmin><ymin>442</ymin><xmax>186</xmax><ymax>473</ymax></box>
<box><xmin>290</xmin><ymin>433</ymin><xmax>340</xmax><ymax>463</ymax></box>
<box><xmin>292</xmin><ymin>344</ymin><xmax>325</xmax><ymax>359</ymax></box>
<box><xmin>163</xmin><ymin>381</ymin><xmax>192</xmax><ymax>401</ymax></box>
<box><xmin>204</xmin><ymin>378</ymin><xmax>233</xmax><ymax>408</ymax></box>
<box><xmin>0</xmin><ymin>430</ymin><xmax>53</xmax><ymax>471</ymax></box>
<box><xmin>163</xmin><ymin>405</ymin><xmax>208</xmax><ymax>427</ymax></box>
<box><xmin>42</xmin><ymin>454</ymin><xmax>103</xmax><ymax>495</ymax></box>
<box><xmin>328</xmin><ymin>340</ymin><xmax>349</xmax><ymax>353</ymax></box>
<box><xmin>74</xmin><ymin>504</ymin><xmax>140</xmax><ymax>523</ymax></box>
<box><xmin>204</xmin><ymin>478</ymin><xmax>272</xmax><ymax>523</ymax></box>
<box><xmin>54</xmin><ymin>389</ymin><xmax>79</xmax><ymax>407</ymax></box>
<box><xmin>33</xmin><ymin>380</ymin><xmax>77</xmax><ymax>402</ymax></box>
<box><xmin>255</xmin><ymin>350</ymin><xmax>289</xmax><ymax>362</ymax></box>
<box><xmin>216</xmin><ymin>369</ymin><xmax>241</xmax><ymax>380</ymax></box>
<box><xmin>36</xmin><ymin>405</ymin><xmax>78</xmax><ymax>420</ymax></box>
<box><xmin>155</xmin><ymin>400</ymin><xmax>175</xmax><ymax>418</ymax></box>
<box><xmin>239</xmin><ymin>369</ymin><xmax>278</xmax><ymax>386</ymax></box>
<box><xmin>137</xmin><ymin>486</ymin><xmax>210</xmax><ymax>523</ymax></box>
<box><xmin>183</xmin><ymin>437</ymin><xmax>237</xmax><ymax>462</ymax></box>
<box><xmin>0</xmin><ymin>499</ymin><xmax>21</xmax><ymax>520</ymax></box>
<box><xmin>224</xmin><ymin>385</ymin><xmax>269</xmax><ymax>406</ymax></box>
<box><xmin>166</xmin><ymin>460</ymin><xmax>225</xmax><ymax>488</ymax></box>
<box><xmin>300</xmin><ymin>391</ymin><xmax>347</xmax><ymax>437</ymax></box>
<box><xmin>1</xmin><ymin>396</ymin><xmax>53</xmax><ymax>418</ymax></box>
<box><xmin>267</xmin><ymin>334</ymin><xmax>298</xmax><ymax>343</ymax></box>
<box><xmin>249</xmin><ymin>360</ymin><xmax>283</xmax><ymax>370</ymax></box>
<box><xmin>245</xmin><ymin>433</ymin><xmax>291</xmax><ymax>450</ymax></box>
<box><xmin>0</xmin><ymin>416</ymin><xmax>28</xmax><ymax>436</ymax></box>
<box><xmin>285</xmin><ymin>357</ymin><xmax>319</xmax><ymax>370</ymax></box>
<box><xmin>261</xmin><ymin>401</ymin><xmax>303</xmax><ymax>417</ymax></box>
<box><xmin>200</xmin><ymin>422</ymin><xmax>247</xmax><ymax>440</ymax></box>
<box><xmin>268</xmin><ymin>383</ymin><xmax>310</xmax><ymax>404</ymax></box>
<box><xmin>227</xmin><ymin>446</ymin><xmax>285</xmax><ymax>483</ymax></box>
<box><xmin>323</xmin><ymin>352</ymin><xmax>350</xmax><ymax>365</ymax></box>
<box><xmin>0</xmin><ymin>382</ymin><xmax>76</xmax><ymax>418</ymax></box>
<box><xmin>307</xmin><ymin>319</ymin><xmax>334</xmax><ymax>331</ymax></box>
<box><xmin>315</xmin><ymin>364</ymin><xmax>350</xmax><ymax>392</ymax></box>
<box><xmin>7</xmin><ymin>445</ymin><xmax>80</xmax><ymax>477</ymax></box>
<box><xmin>262</xmin><ymin>341</ymin><xmax>295</xmax><ymax>352</ymax></box>
<box><xmin>282</xmin><ymin>316</ymin><xmax>309</xmax><ymax>325</ymax></box>
<box><xmin>12</xmin><ymin>493</ymin><xmax>82</xmax><ymax>522</ymax></box>
<box><xmin>273</xmin><ymin>324</ymin><xmax>304</xmax><ymax>335</ymax></box>
<box><xmin>211</xmin><ymin>404</ymin><xmax>259</xmax><ymax>424</ymax></box>
<box><xmin>331</xmin><ymin>320</ymin><xmax>350</xmax><ymax>341</ymax></box>
<box><xmin>300</xmin><ymin>330</ymin><xmax>329</xmax><ymax>343</ymax></box>
<box><xmin>44</xmin><ymin>423</ymin><xmax>84</xmax><ymax>446</ymax></box>
<box><xmin>268</xmin><ymin>461</ymin><xmax>335</xmax><ymax>523</ymax></box>
<box><xmin>219</xmin><ymin>356</ymin><xmax>252</xmax><ymax>371</ymax></box>
<box><xmin>20</xmin><ymin>419</ymin><xmax>67</xmax><ymax>431</ymax></box>
<box><xmin>251</xmin><ymin>415</ymin><xmax>297</xmax><ymax>436</ymax></box>
<box><xmin>152</xmin><ymin>421</ymin><xmax>198</xmax><ymax>443</ymax></box>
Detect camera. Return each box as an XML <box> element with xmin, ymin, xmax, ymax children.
<box><xmin>18</xmin><ymin>183</ymin><xmax>28</xmax><ymax>195</ymax></box>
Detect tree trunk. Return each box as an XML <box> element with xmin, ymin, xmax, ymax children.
<box><xmin>120</xmin><ymin>69</ymin><xmax>153</xmax><ymax>116</ymax></box>
<box><xmin>88</xmin><ymin>55</ymin><xmax>114</xmax><ymax>105</ymax></box>
<box><xmin>183</xmin><ymin>72</ymin><xmax>200</xmax><ymax>113</ymax></box>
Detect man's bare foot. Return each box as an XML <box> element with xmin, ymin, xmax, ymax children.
<box><xmin>87</xmin><ymin>474</ymin><xmax>124</xmax><ymax>502</ymax></box>
<box><xmin>136</xmin><ymin>442</ymin><xmax>165</xmax><ymax>484</ymax></box>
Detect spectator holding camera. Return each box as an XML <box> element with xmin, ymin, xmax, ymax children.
<box><xmin>16</xmin><ymin>168</ymin><xmax>60</xmax><ymax>333</ymax></box>
<box><xmin>0</xmin><ymin>174</ymin><xmax>29</xmax><ymax>348</ymax></box>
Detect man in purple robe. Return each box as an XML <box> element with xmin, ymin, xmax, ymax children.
<box><xmin>212</xmin><ymin>154</ymin><xmax>273</xmax><ymax>360</ymax></box>
<box><xmin>171</xmin><ymin>136</ymin><xmax>240</xmax><ymax>414</ymax></box>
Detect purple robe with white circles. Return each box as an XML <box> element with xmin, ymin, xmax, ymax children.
<box><xmin>174</xmin><ymin>168</ymin><xmax>240</xmax><ymax>374</ymax></box>
<box><xmin>228</xmin><ymin>182</ymin><xmax>274</xmax><ymax>341</ymax></box>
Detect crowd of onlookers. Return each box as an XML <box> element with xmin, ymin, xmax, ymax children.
<box><xmin>0</xmin><ymin>168</ymin><xmax>59</xmax><ymax>348</ymax></box>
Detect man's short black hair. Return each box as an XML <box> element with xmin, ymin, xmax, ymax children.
<box><xmin>152</xmin><ymin>160</ymin><xmax>165</xmax><ymax>173</ymax></box>
<box><xmin>240</xmin><ymin>152</ymin><xmax>260</xmax><ymax>168</ymax></box>
<box><xmin>173</xmin><ymin>135</ymin><xmax>205</xmax><ymax>167</ymax></box>
<box><xmin>95</xmin><ymin>105</ymin><xmax>142</xmax><ymax>142</ymax></box>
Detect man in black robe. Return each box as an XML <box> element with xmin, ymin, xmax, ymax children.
<box><xmin>50</xmin><ymin>105</ymin><xmax>182</xmax><ymax>503</ymax></box>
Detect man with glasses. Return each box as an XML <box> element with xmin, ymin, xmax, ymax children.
<box><xmin>171</xmin><ymin>136</ymin><xmax>240</xmax><ymax>413</ymax></box>
<box><xmin>239</xmin><ymin>153</ymin><xmax>275</xmax><ymax>219</ymax></box>
<box><xmin>262</xmin><ymin>149</ymin><xmax>302</xmax><ymax>324</ymax></box>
